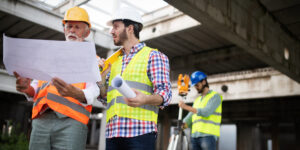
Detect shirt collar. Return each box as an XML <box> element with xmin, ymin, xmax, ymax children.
<box><xmin>121</xmin><ymin>42</ymin><xmax>146</xmax><ymax>55</ymax></box>
<box><xmin>200</xmin><ymin>90</ymin><xmax>212</xmax><ymax>96</ymax></box>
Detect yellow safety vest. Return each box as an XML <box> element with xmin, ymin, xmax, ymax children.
<box><xmin>106</xmin><ymin>46</ymin><xmax>159</xmax><ymax>123</ymax></box>
<box><xmin>191</xmin><ymin>91</ymin><xmax>222</xmax><ymax>136</ymax></box>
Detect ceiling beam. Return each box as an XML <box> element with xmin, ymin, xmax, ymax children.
<box><xmin>0</xmin><ymin>0</ymin><xmax>114</xmax><ymax>49</ymax></box>
<box><xmin>53</xmin><ymin>0</ymin><xmax>90</xmax><ymax>13</ymax></box>
<box><xmin>164</xmin><ymin>0</ymin><xmax>300</xmax><ymax>83</ymax></box>
<box><xmin>141</xmin><ymin>6</ymin><xmax>200</xmax><ymax>41</ymax></box>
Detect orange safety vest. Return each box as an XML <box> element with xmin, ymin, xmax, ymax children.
<box><xmin>32</xmin><ymin>80</ymin><xmax>92</xmax><ymax>125</ymax></box>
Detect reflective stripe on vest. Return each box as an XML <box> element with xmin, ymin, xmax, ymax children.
<box><xmin>32</xmin><ymin>81</ymin><xmax>91</xmax><ymax>124</ymax></box>
<box><xmin>107</xmin><ymin>80</ymin><xmax>153</xmax><ymax>93</ymax></box>
<box><xmin>35</xmin><ymin>82</ymin><xmax>50</xmax><ymax>96</ymax></box>
<box><xmin>193</xmin><ymin>115</ymin><xmax>222</xmax><ymax>126</ymax></box>
<box><xmin>47</xmin><ymin>93</ymin><xmax>90</xmax><ymax>117</ymax></box>
<box><xmin>191</xmin><ymin>91</ymin><xmax>222</xmax><ymax>136</ymax></box>
<box><xmin>106</xmin><ymin>96</ymin><xmax>158</xmax><ymax>114</ymax></box>
<box><xmin>33</xmin><ymin>93</ymin><xmax>90</xmax><ymax>118</ymax></box>
<box><xmin>193</xmin><ymin>120</ymin><xmax>220</xmax><ymax>126</ymax></box>
<box><xmin>107</xmin><ymin>46</ymin><xmax>158</xmax><ymax>123</ymax></box>
<box><xmin>33</xmin><ymin>97</ymin><xmax>43</xmax><ymax>107</ymax></box>
<box><xmin>107</xmin><ymin>80</ymin><xmax>157</xmax><ymax>113</ymax></box>
<box><xmin>33</xmin><ymin>82</ymin><xmax>50</xmax><ymax>106</ymax></box>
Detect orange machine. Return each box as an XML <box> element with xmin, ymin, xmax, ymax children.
<box><xmin>177</xmin><ymin>74</ymin><xmax>190</xmax><ymax>96</ymax></box>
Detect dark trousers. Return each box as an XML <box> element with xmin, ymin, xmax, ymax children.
<box><xmin>191</xmin><ymin>136</ymin><xmax>216</xmax><ymax>150</ymax></box>
<box><xmin>106</xmin><ymin>132</ymin><xmax>156</xmax><ymax>150</ymax></box>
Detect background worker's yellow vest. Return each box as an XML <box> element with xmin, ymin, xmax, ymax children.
<box><xmin>106</xmin><ymin>46</ymin><xmax>159</xmax><ymax>123</ymax></box>
<box><xmin>191</xmin><ymin>91</ymin><xmax>222</xmax><ymax>136</ymax></box>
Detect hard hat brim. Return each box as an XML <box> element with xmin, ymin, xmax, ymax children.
<box><xmin>107</xmin><ymin>19</ymin><xmax>113</xmax><ymax>26</ymax></box>
<box><xmin>62</xmin><ymin>20</ymin><xmax>91</xmax><ymax>28</ymax></box>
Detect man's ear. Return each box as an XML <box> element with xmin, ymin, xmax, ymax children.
<box><xmin>202</xmin><ymin>79</ymin><xmax>206</xmax><ymax>85</ymax></box>
<box><xmin>84</xmin><ymin>29</ymin><xmax>90</xmax><ymax>38</ymax></box>
<box><xmin>128</xmin><ymin>24</ymin><xmax>134</xmax><ymax>34</ymax></box>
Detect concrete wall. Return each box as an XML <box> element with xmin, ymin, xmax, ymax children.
<box><xmin>171</xmin><ymin>68</ymin><xmax>300</xmax><ymax>104</ymax></box>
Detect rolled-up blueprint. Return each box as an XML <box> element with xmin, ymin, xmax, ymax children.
<box><xmin>111</xmin><ymin>75</ymin><xmax>136</xmax><ymax>98</ymax></box>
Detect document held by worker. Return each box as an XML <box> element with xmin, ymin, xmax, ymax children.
<box><xmin>3</xmin><ymin>35</ymin><xmax>101</xmax><ymax>83</ymax></box>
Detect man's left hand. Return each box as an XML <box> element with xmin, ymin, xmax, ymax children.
<box><xmin>178</xmin><ymin>100</ymin><xmax>187</xmax><ymax>109</ymax></box>
<box><xmin>123</xmin><ymin>89</ymin><xmax>147</xmax><ymax>107</ymax></box>
<box><xmin>52</xmin><ymin>77</ymin><xmax>86</xmax><ymax>103</ymax></box>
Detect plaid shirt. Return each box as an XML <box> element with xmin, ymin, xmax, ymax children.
<box><xmin>102</xmin><ymin>42</ymin><xmax>172</xmax><ymax>138</ymax></box>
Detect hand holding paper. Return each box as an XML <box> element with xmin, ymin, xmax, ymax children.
<box><xmin>52</xmin><ymin>77</ymin><xmax>86</xmax><ymax>103</ymax></box>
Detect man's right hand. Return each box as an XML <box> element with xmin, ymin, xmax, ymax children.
<box><xmin>182</xmin><ymin>123</ymin><xmax>188</xmax><ymax>129</ymax></box>
<box><xmin>14</xmin><ymin>72</ymin><xmax>34</xmax><ymax>96</ymax></box>
<box><xmin>98</xmin><ymin>58</ymin><xmax>111</xmax><ymax>99</ymax></box>
<box><xmin>98</xmin><ymin>58</ymin><xmax>111</xmax><ymax>81</ymax></box>
<box><xmin>178</xmin><ymin>100</ymin><xmax>187</xmax><ymax>109</ymax></box>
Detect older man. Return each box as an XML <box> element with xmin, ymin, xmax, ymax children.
<box><xmin>14</xmin><ymin>7</ymin><xmax>99</xmax><ymax>150</ymax></box>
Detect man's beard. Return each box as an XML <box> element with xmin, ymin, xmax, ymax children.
<box><xmin>114</xmin><ymin>29</ymin><xmax>128</xmax><ymax>46</ymax></box>
<box><xmin>197</xmin><ymin>84</ymin><xmax>207</xmax><ymax>94</ymax></box>
<box><xmin>65</xmin><ymin>33</ymin><xmax>83</xmax><ymax>41</ymax></box>
<box><xmin>197</xmin><ymin>87</ymin><xmax>204</xmax><ymax>94</ymax></box>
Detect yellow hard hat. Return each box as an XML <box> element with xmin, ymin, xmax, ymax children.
<box><xmin>63</xmin><ymin>6</ymin><xmax>91</xmax><ymax>28</ymax></box>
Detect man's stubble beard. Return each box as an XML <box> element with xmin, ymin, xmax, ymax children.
<box><xmin>114</xmin><ymin>28</ymin><xmax>128</xmax><ymax>46</ymax></box>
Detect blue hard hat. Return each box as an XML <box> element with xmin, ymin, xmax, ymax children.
<box><xmin>191</xmin><ymin>71</ymin><xmax>207</xmax><ymax>86</ymax></box>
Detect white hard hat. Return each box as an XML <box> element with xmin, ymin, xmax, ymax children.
<box><xmin>107</xmin><ymin>7</ymin><xmax>143</xmax><ymax>26</ymax></box>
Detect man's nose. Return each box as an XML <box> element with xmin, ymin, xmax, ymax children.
<box><xmin>110</xmin><ymin>29</ymin><xmax>115</xmax><ymax>34</ymax></box>
<box><xmin>70</xmin><ymin>27</ymin><xmax>76</xmax><ymax>33</ymax></box>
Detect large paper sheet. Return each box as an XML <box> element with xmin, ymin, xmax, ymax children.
<box><xmin>111</xmin><ymin>75</ymin><xmax>136</xmax><ymax>98</ymax></box>
<box><xmin>3</xmin><ymin>35</ymin><xmax>101</xmax><ymax>83</ymax></box>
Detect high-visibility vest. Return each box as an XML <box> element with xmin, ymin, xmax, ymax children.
<box><xmin>32</xmin><ymin>81</ymin><xmax>92</xmax><ymax>125</ymax></box>
<box><xmin>191</xmin><ymin>91</ymin><xmax>222</xmax><ymax>136</ymax></box>
<box><xmin>106</xmin><ymin>46</ymin><xmax>159</xmax><ymax>123</ymax></box>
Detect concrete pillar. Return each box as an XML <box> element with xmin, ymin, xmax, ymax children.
<box><xmin>90</xmin><ymin>119</ymin><xmax>97</xmax><ymax>145</ymax></box>
<box><xmin>161</xmin><ymin>110</ymin><xmax>171</xmax><ymax>150</ymax></box>
<box><xmin>237</xmin><ymin>123</ymin><xmax>261</xmax><ymax>150</ymax></box>
<box><xmin>98</xmin><ymin>110</ymin><xmax>106</xmax><ymax>150</ymax></box>
<box><xmin>156</xmin><ymin>123</ymin><xmax>162</xmax><ymax>150</ymax></box>
<box><xmin>271</xmin><ymin>123</ymin><xmax>279</xmax><ymax>150</ymax></box>
<box><xmin>296</xmin><ymin>121</ymin><xmax>300</xmax><ymax>150</ymax></box>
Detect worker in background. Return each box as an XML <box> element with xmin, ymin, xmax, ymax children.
<box><xmin>178</xmin><ymin>71</ymin><xmax>222</xmax><ymax>150</ymax></box>
<box><xmin>98</xmin><ymin>7</ymin><xmax>172</xmax><ymax>150</ymax></box>
<box><xmin>14</xmin><ymin>7</ymin><xmax>100</xmax><ymax>150</ymax></box>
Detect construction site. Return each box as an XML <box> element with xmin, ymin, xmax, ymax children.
<box><xmin>0</xmin><ymin>0</ymin><xmax>300</xmax><ymax>150</ymax></box>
